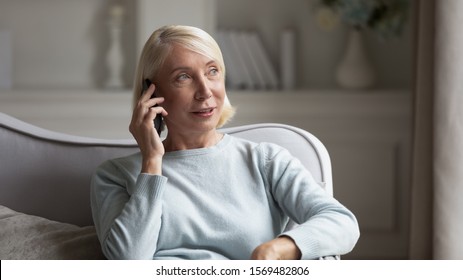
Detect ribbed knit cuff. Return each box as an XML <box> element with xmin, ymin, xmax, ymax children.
<box><xmin>130</xmin><ymin>173</ymin><xmax>168</xmax><ymax>199</ymax></box>
<box><xmin>280</xmin><ymin>229</ymin><xmax>320</xmax><ymax>260</ymax></box>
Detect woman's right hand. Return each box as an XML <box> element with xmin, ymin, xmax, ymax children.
<box><xmin>129</xmin><ymin>83</ymin><xmax>168</xmax><ymax>174</ymax></box>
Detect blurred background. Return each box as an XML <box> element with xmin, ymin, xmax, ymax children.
<box><xmin>0</xmin><ymin>0</ymin><xmax>412</xmax><ymax>90</ymax></box>
<box><xmin>0</xmin><ymin>0</ymin><xmax>416</xmax><ymax>259</ymax></box>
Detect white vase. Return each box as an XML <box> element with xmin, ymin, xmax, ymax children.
<box><xmin>105</xmin><ymin>5</ymin><xmax>125</xmax><ymax>89</ymax></box>
<box><xmin>335</xmin><ymin>29</ymin><xmax>376</xmax><ymax>89</ymax></box>
<box><xmin>105</xmin><ymin>25</ymin><xmax>124</xmax><ymax>89</ymax></box>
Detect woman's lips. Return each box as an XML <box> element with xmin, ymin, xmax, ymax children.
<box><xmin>192</xmin><ymin>108</ymin><xmax>215</xmax><ymax>117</ymax></box>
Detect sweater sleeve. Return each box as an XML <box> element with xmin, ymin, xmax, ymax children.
<box><xmin>90</xmin><ymin>160</ymin><xmax>167</xmax><ymax>260</ymax></box>
<box><xmin>261</xmin><ymin>144</ymin><xmax>360</xmax><ymax>259</ymax></box>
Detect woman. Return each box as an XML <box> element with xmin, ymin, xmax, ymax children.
<box><xmin>90</xmin><ymin>25</ymin><xmax>359</xmax><ymax>260</ymax></box>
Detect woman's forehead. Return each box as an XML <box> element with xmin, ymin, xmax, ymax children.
<box><xmin>163</xmin><ymin>44</ymin><xmax>217</xmax><ymax>69</ymax></box>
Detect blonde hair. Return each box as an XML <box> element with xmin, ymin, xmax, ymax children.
<box><xmin>132</xmin><ymin>25</ymin><xmax>235</xmax><ymax>128</ymax></box>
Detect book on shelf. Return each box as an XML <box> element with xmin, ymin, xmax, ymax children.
<box><xmin>238</xmin><ymin>31</ymin><xmax>267</xmax><ymax>89</ymax></box>
<box><xmin>247</xmin><ymin>31</ymin><xmax>279</xmax><ymax>89</ymax></box>
<box><xmin>216</xmin><ymin>31</ymin><xmax>243</xmax><ymax>89</ymax></box>
<box><xmin>216</xmin><ymin>29</ymin><xmax>279</xmax><ymax>90</ymax></box>
<box><xmin>228</xmin><ymin>30</ymin><xmax>255</xmax><ymax>89</ymax></box>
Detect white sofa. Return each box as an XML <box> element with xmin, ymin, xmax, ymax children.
<box><xmin>0</xmin><ymin>112</ymin><xmax>332</xmax><ymax>260</ymax></box>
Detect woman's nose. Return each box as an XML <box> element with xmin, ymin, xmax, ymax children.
<box><xmin>194</xmin><ymin>77</ymin><xmax>212</xmax><ymax>100</ymax></box>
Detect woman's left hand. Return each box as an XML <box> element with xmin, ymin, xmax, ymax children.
<box><xmin>250</xmin><ymin>236</ymin><xmax>302</xmax><ymax>260</ymax></box>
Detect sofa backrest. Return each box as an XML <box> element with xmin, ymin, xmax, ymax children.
<box><xmin>0</xmin><ymin>112</ymin><xmax>331</xmax><ymax>226</ymax></box>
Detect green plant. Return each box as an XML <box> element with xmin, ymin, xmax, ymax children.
<box><xmin>315</xmin><ymin>0</ymin><xmax>409</xmax><ymax>38</ymax></box>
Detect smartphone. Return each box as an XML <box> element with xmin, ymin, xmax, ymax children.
<box><xmin>143</xmin><ymin>79</ymin><xmax>163</xmax><ymax>136</ymax></box>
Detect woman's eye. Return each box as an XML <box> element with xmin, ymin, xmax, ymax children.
<box><xmin>208</xmin><ymin>67</ymin><xmax>219</xmax><ymax>76</ymax></box>
<box><xmin>177</xmin><ymin>73</ymin><xmax>190</xmax><ymax>81</ymax></box>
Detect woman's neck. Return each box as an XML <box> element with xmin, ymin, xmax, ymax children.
<box><xmin>163</xmin><ymin>130</ymin><xmax>223</xmax><ymax>152</ymax></box>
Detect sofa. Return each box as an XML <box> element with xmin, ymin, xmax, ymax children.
<box><xmin>0</xmin><ymin>112</ymin><xmax>332</xmax><ymax>260</ymax></box>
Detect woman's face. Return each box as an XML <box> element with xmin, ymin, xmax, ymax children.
<box><xmin>155</xmin><ymin>44</ymin><xmax>225</xmax><ymax>136</ymax></box>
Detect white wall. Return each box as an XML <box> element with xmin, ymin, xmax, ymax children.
<box><xmin>136</xmin><ymin>0</ymin><xmax>216</xmax><ymax>56</ymax></box>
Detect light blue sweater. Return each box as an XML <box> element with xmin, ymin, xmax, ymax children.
<box><xmin>90</xmin><ymin>134</ymin><xmax>359</xmax><ymax>260</ymax></box>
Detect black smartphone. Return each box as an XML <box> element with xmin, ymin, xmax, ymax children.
<box><xmin>143</xmin><ymin>79</ymin><xmax>163</xmax><ymax>135</ymax></box>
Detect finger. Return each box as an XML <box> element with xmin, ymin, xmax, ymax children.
<box><xmin>138</xmin><ymin>83</ymin><xmax>156</xmax><ymax>103</ymax></box>
<box><xmin>145</xmin><ymin>96</ymin><xmax>165</xmax><ymax>108</ymax></box>
<box><xmin>146</xmin><ymin>106</ymin><xmax>168</xmax><ymax>121</ymax></box>
<box><xmin>133</xmin><ymin>101</ymin><xmax>165</xmax><ymax>126</ymax></box>
<box><xmin>133</xmin><ymin>96</ymin><xmax>164</xmax><ymax>119</ymax></box>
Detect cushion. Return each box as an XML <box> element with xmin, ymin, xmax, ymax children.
<box><xmin>0</xmin><ymin>205</ymin><xmax>104</xmax><ymax>260</ymax></box>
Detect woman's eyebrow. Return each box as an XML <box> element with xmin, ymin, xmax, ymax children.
<box><xmin>169</xmin><ymin>60</ymin><xmax>217</xmax><ymax>75</ymax></box>
<box><xmin>205</xmin><ymin>60</ymin><xmax>216</xmax><ymax>66</ymax></box>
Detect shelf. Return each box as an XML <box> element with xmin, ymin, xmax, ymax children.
<box><xmin>0</xmin><ymin>88</ymin><xmax>410</xmax><ymax>139</ymax></box>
